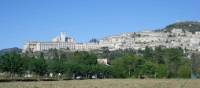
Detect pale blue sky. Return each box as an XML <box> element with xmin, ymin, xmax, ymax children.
<box><xmin>0</xmin><ymin>0</ymin><xmax>199</xmax><ymax>49</ymax></box>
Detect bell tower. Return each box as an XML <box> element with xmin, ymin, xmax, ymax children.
<box><xmin>60</xmin><ymin>32</ymin><xmax>66</xmax><ymax>42</ymax></box>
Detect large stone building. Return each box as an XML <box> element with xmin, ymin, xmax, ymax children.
<box><xmin>23</xmin><ymin>29</ymin><xmax>200</xmax><ymax>52</ymax></box>
<box><xmin>23</xmin><ymin>32</ymin><xmax>101</xmax><ymax>52</ymax></box>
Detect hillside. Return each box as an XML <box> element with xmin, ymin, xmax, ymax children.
<box><xmin>0</xmin><ymin>47</ymin><xmax>22</xmax><ymax>55</ymax></box>
<box><xmin>160</xmin><ymin>21</ymin><xmax>200</xmax><ymax>33</ymax></box>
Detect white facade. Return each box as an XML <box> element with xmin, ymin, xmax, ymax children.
<box><xmin>97</xmin><ymin>58</ymin><xmax>108</xmax><ymax>65</ymax></box>
<box><xmin>23</xmin><ymin>32</ymin><xmax>100</xmax><ymax>52</ymax></box>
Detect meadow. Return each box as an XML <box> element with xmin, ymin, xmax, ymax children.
<box><xmin>0</xmin><ymin>79</ymin><xmax>200</xmax><ymax>88</ymax></box>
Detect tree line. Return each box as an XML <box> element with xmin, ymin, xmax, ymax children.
<box><xmin>0</xmin><ymin>46</ymin><xmax>192</xmax><ymax>80</ymax></box>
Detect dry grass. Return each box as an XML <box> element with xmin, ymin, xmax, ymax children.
<box><xmin>0</xmin><ymin>79</ymin><xmax>199</xmax><ymax>88</ymax></box>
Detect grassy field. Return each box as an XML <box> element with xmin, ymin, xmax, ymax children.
<box><xmin>0</xmin><ymin>79</ymin><xmax>200</xmax><ymax>88</ymax></box>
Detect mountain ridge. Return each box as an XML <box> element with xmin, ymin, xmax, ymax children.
<box><xmin>0</xmin><ymin>47</ymin><xmax>22</xmax><ymax>55</ymax></box>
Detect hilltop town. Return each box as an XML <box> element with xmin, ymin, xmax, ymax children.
<box><xmin>23</xmin><ymin>21</ymin><xmax>200</xmax><ymax>53</ymax></box>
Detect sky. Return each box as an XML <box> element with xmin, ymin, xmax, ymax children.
<box><xmin>0</xmin><ymin>0</ymin><xmax>200</xmax><ymax>49</ymax></box>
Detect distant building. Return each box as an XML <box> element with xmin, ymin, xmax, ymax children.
<box><xmin>97</xmin><ymin>58</ymin><xmax>108</xmax><ymax>65</ymax></box>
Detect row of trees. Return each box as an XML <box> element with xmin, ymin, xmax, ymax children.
<box><xmin>105</xmin><ymin>47</ymin><xmax>191</xmax><ymax>78</ymax></box>
<box><xmin>0</xmin><ymin>47</ymin><xmax>192</xmax><ymax>80</ymax></box>
<box><xmin>0</xmin><ymin>51</ymin><xmax>111</xmax><ymax>79</ymax></box>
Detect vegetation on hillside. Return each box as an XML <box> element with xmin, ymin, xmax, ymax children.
<box><xmin>0</xmin><ymin>46</ymin><xmax>192</xmax><ymax>80</ymax></box>
<box><xmin>155</xmin><ymin>21</ymin><xmax>200</xmax><ymax>33</ymax></box>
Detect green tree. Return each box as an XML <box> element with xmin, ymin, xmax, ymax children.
<box><xmin>138</xmin><ymin>61</ymin><xmax>157</xmax><ymax>78</ymax></box>
<box><xmin>191</xmin><ymin>53</ymin><xmax>200</xmax><ymax>78</ymax></box>
<box><xmin>178</xmin><ymin>64</ymin><xmax>191</xmax><ymax>78</ymax></box>
<box><xmin>48</xmin><ymin>59</ymin><xmax>66</xmax><ymax>75</ymax></box>
<box><xmin>30</xmin><ymin>57</ymin><xmax>47</xmax><ymax>77</ymax></box>
<box><xmin>143</xmin><ymin>46</ymin><xmax>154</xmax><ymax>60</ymax></box>
<box><xmin>153</xmin><ymin>46</ymin><xmax>165</xmax><ymax>64</ymax></box>
<box><xmin>155</xmin><ymin>64</ymin><xmax>167</xmax><ymax>78</ymax></box>
<box><xmin>0</xmin><ymin>53</ymin><xmax>25</xmax><ymax>79</ymax></box>
<box><xmin>71</xmin><ymin>51</ymin><xmax>97</xmax><ymax>65</ymax></box>
<box><xmin>101</xmin><ymin>47</ymin><xmax>110</xmax><ymax>58</ymax></box>
<box><xmin>111</xmin><ymin>54</ymin><xmax>139</xmax><ymax>78</ymax></box>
